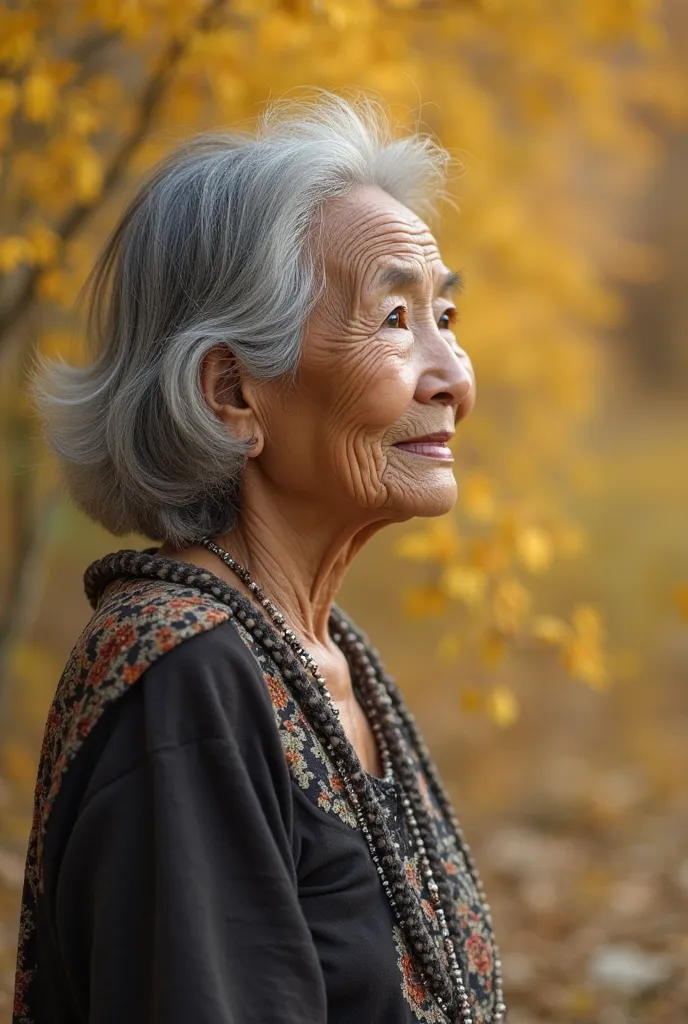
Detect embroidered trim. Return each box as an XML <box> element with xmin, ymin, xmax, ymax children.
<box><xmin>393</xmin><ymin>925</ymin><xmax>448</xmax><ymax>1023</ymax></box>
<box><xmin>233</xmin><ymin>620</ymin><xmax>496</xmax><ymax>1021</ymax></box>
<box><xmin>232</xmin><ymin>620</ymin><xmax>358</xmax><ymax>830</ymax></box>
<box><xmin>389</xmin><ymin>783</ymin><xmax>495</xmax><ymax>1023</ymax></box>
<box><xmin>13</xmin><ymin>554</ymin><xmax>497</xmax><ymax>1024</ymax></box>
<box><xmin>14</xmin><ymin>577</ymin><xmax>230</xmax><ymax>1023</ymax></box>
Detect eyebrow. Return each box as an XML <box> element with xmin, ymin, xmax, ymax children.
<box><xmin>376</xmin><ymin>264</ymin><xmax>464</xmax><ymax>297</ymax></box>
<box><xmin>439</xmin><ymin>270</ymin><xmax>464</xmax><ymax>296</ymax></box>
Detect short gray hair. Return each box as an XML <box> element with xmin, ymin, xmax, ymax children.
<box><xmin>36</xmin><ymin>93</ymin><xmax>449</xmax><ymax>547</ymax></box>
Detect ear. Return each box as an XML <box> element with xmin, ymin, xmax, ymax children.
<box><xmin>200</xmin><ymin>345</ymin><xmax>264</xmax><ymax>457</ymax></box>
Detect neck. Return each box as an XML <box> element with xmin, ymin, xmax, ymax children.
<box><xmin>215</xmin><ymin>502</ymin><xmax>380</xmax><ymax>647</ymax></box>
<box><xmin>164</xmin><ymin>469</ymin><xmax>386</xmax><ymax>648</ymax></box>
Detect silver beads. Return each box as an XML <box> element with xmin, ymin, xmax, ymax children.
<box><xmin>200</xmin><ymin>537</ymin><xmax>506</xmax><ymax>1024</ymax></box>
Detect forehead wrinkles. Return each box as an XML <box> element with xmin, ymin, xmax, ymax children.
<box><xmin>323</xmin><ymin>199</ymin><xmax>439</xmax><ymax>309</ymax></box>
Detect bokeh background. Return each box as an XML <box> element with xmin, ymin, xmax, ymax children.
<box><xmin>0</xmin><ymin>1</ymin><xmax>687</xmax><ymax>1021</ymax></box>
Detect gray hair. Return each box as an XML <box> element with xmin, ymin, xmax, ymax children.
<box><xmin>36</xmin><ymin>93</ymin><xmax>449</xmax><ymax>547</ymax></box>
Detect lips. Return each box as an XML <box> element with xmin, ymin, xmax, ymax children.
<box><xmin>393</xmin><ymin>431</ymin><xmax>454</xmax><ymax>460</ymax></box>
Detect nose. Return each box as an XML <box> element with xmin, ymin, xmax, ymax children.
<box><xmin>414</xmin><ymin>340</ymin><xmax>475</xmax><ymax>417</ymax></box>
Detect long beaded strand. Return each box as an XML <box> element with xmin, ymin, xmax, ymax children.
<box><xmin>86</xmin><ymin>546</ymin><xmax>505</xmax><ymax>1022</ymax></box>
<box><xmin>200</xmin><ymin>537</ymin><xmax>506</xmax><ymax>1023</ymax></box>
<box><xmin>197</xmin><ymin>540</ymin><xmax>459</xmax><ymax>1016</ymax></box>
<box><xmin>335</xmin><ymin>624</ymin><xmax>474</xmax><ymax>1016</ymax></box>
<box><xmin>334</xmin><ymin>610</ymin><xmax>507</xmax><ymax>1022</ymax></box>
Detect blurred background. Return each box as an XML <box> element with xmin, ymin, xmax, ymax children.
<box><xmin>0</xmin><ymin>1</ymin><xmax>686</xmax><ymax>1021</ymax></box>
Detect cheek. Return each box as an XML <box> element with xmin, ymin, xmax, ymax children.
<box><xmin>330</xmin><ymin>345</ymin><xmax>416</xmax><ymax>435</ymax></box>
<box><xmin>365</xmin><ymin>363</ymin><xmax>417</xmax><ymax>429</ymax></box>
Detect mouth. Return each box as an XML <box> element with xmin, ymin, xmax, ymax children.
<box><xmin>393</xmin><ymin>431</ymin><xmax>454</xmax><ymax>461</ymax></box>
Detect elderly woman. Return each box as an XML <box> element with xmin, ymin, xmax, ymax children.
<box><xmin>13</xmin><ymin>95</ymin><xmax>506</xmax><ymax>1024</ymax></box>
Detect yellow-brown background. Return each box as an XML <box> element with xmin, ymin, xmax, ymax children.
<box><xmin>0</xmin><ymin>2</ymin><xmax>687</xmax><ymax>1021</ymax></box>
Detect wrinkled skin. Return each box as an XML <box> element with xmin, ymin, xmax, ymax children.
<box><xmin>161</xmin><ymin>185</ymin><xmax>475</xmax><ymax>773</ymax></box>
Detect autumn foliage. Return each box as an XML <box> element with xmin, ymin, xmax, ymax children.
<box><xmin>1</xmin><ymin>2</ymin><xmax>687</xmax><ymax>1020</ymax></box>
<box><xmin>0</xmin><ymin>2</ymin><xmax>684</xmax><ymax>731</ymax></box>
<box><xmin>4</xmin><ymin>0</ymin><xmax>684</xmax><ymax>723</ymax></box>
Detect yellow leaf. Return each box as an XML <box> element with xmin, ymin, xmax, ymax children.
<box><xmin>492</xmin><ymin>578</ymin><xmax>531</xmax><ymax>635</ymax></box>
<box><xmin>232</xmin><ymin>0</ymin><xmax>269</xmax><ymax>15</ymax></box>
<box><xmin>258</xmin><ymin>12</ymin><xmax>309</xmax><ymax>54</ymax></box>
<box><xmin>0</xmin><ymin>235</ymin><xmax>33</xmax><ymax>273</ymax></box>
<box><xmin>675</xmin><ymin>585</ymin><xmax>688</xmax><ymax>622</ymax></box>
<box><xmin>23</xmin><ymin>72</ymin><xmax>57</xmax><ymax>123</ymax></box>
<box><xmin>403</xmin><ymin>585</ymin><xmax>446</xmax><ymax>620</ymax></box>
<box><xmin>37</xmin><ymin>268</ymin><xmax>67</xmax><ymax>302</ymax></box>
<box><xmin>460</xmin><ymin>687</ymin><xmax>484</xmax><ymax>714</ymax></box>
<box><xmin>396</xmin><ymin>520</ymin><xmax>459</xmax><ymax>562</ymax></box>
<box><xmin>461</xmin><ymin>473</ymin><xmax>496</xmax><ymax>522</ymax></box>
<box><xmin>84</xmin><ymin>75</ymin><xmax>123</xmax><ymax>107</ymax></box>
<box><xmin>65</xmin><ymin>96</ymin><xmax>100</xmax><ymax>137</ymax></box>
<box><xmin>211</xmin><ymin>71</ymin><xmax>244</xmax><ymax>107</ymax></box>
<box><xmin>436</xmin><ymin>634</ymin><xmax>462</xmax><ymax>664</ymax></box>
<box><xmin>441</xmin><ymin>564</ymin><xmax>487</xmax><ymax>606</ymax></box>
<box><xmin>563</xmin><ymin>604</ymin><xmax>608</xmax><ymax>689</ymax></box>
<box><xmin>46</xmin><ymin>59</ymin><xmax>78</xmax><ymax>89</ymax></box>
<box><xmin>470</xmin><ymin>535</ymin><xmax>511</xmax><ymax>574</ymax></box>
<box><xmin>531</xmin><ymin>615</ymin><xmax>572</xmax><ymax>645</ymax></box>
<box><xmin>0</xmin><ymin>79</ymin><xmax>19</xmax><ymax>120</ymax></box>
<box><xmin>480</xmin><ymin>631</ymin><xmax>506</xmax><ymax>668</ymax></box>
<box><xmin>0</xmin><ymin>12</ymin><xmax>39</xmax><ymax>69</ymax></box>
<box><xmin>74</xmin><ymin>148</ymin><xmax>103</xmax><ymax>202</ymax></box>
<box><xmin>572</xmin><ymin>604</ymin><xmax>604</xmax><ymax>642</ymax></box>
<box><xmin>516</xmin><ymin>526</ymin><xmax>554</xmax><ymax>573</ymax></box>
<box><xmin>323</xmin><ymin>0</ymin><xmax>357</xmax><ymax>30</ymax></box>
<box><xmin>565</xmin><ymin>987</ymin><xmax>595</xmax><ymax>1016</ymax></box>
<box><xmin>487</xmin><ymin>685</ymin><xmax>519</xmax><ymax>728</ymax></box>
<box><xmin>564</xmin><ymin>642</ymin><xmax>609</xmax><ymax>690</ymax></box>
<box><xmin>119</xmin><ymin>5</ymin><xmax>150</xmax><ymax>41</ymax></box>
<box><xmin>25</xmin><ymin>221</ymin><xmax>59</xmax><ymax>266</ymax></box>
<box><xmin>189</xmin><ymin>28</ymin><xmax>242</xmax><ymax>61</ymax></box>
<box><xmin>634</xmin><ymin>19</ymin><xmax>665</xmax><ymax>53</ymax></box>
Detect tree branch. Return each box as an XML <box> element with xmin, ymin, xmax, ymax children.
<box><xmin>0</xmin><ymin>489</ymin><xmax>59</xmax><ymax>712</ymax></box>
<box><xmin>68</xmin><ymin>29</ymin><xmax>119</xmax><ymax>69</ymax></box>
<box><xmin>0</xmin><ymin>335</ymin><xmax>59</xmax><ymax>706</ymax></box>
<box><xmin>0</xmin><ymin>0</ymin><xmax>225</xmax><ymax>349</ymax></box>
<box><xmin>0</xmin><ymin>30</ymin><xmax>117</xmax><ymax>209</ymax></box>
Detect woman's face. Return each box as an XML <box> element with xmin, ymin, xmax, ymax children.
<box><xmin>247</xmin><ymin>185</ymin><xmax>475</xmax><ymax>525</ymax></box>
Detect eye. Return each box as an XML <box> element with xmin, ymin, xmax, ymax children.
<box><xmin>438</xmin><ymin>307</ymin><xmax>457</xmax><ymax>330</ymax></box>
<box><xmin>385</xmin><ymin>306</ymin><xmax>408</xmax><ymax>329</ymax></box>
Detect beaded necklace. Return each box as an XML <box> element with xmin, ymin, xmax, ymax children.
<box><xmin>201</xmin><ymin>537</ymin><xmax>507</xmax><ymax>1023</ymax></box>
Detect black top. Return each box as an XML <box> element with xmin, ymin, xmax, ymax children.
<box><xmin>13</xmin><ymin>562</ymin><xmax>498</xmax><ymax>1024</ymax></box>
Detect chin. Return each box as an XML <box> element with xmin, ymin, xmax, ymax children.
<box><xmin>388</xmin><ymin>480</ymin><xmax>458</xmax><ymax>521</ymax></box>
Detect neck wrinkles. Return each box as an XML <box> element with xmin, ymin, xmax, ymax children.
<box><xmin>213</xmin><ymin>501</ymin><xmax>380</xmax><ymax>647</ymax></box>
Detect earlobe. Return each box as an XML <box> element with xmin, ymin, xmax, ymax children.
<box><xmin>245</xmin><ymin>432</ymin><xmax>264</xmax><ymax>458</ymax></box>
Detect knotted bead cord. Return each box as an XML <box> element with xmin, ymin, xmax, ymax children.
<box><xmin>334</xmin><ymin>610</ymin><xmax>507</xmax><ymax>1022</ymax></box>
<box><xmin>83</xmin><ymin>547</ymin><xmax>506</xmax><ymax>1023</ymax></box>
<box><xmin>201</xmin><ymin>538</ymin><xmax>506</xmax><ymax>1024</ymax></box>
<box><xmin>337</xmin><ymin>626</ymin><xmax>475</xmax><ymax>1016</ymax></box>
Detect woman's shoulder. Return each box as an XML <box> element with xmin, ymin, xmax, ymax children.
<box><xmin>36</xmin><ymin>575</ymin><xmax>281</xmax><ymax>857</ymax></box>
<box><xmin>71</xmin><ymin>571</ymin><xmax>280</xmax><ymax>737</ymax></box>
<box><xmin>54</xmin><ymin>574</ymin><xmax>239</xmax><ymax>750</ymax></box>
<box><xmin>136</xmin><ymin>599</ymin><xmax>283</xmax><ymax>750</ymax></box>
<box><xmin>78</xmin><ymin>609</ymin><xmax>290</xmax><ymax>808</ymax></box>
